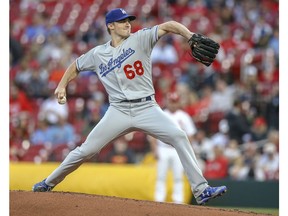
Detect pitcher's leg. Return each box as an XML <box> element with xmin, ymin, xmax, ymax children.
<box><xmin>46</xmin><ymin>106</ymin><xmax>131</xmax><ymax>186</ymax></box>
<box><xmin>134</xmin><ymin>105</ymin><xmax>208</xmax><ymax>197</ymax></box>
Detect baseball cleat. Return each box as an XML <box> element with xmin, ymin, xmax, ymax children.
<box><xmin>196</xmin><ymin>185</ymin><xmax>227</xmax><ymax>205</ymax></box>
<box><xmin>32</xmin><ymin>179</ymin><xmax>54</xmax><ymax>192</ymax></box>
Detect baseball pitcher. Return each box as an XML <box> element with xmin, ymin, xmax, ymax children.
<box><xmin>32</xmin><ymin>8</ymin><xmax>227</xmax><ymax>205</ymax></box>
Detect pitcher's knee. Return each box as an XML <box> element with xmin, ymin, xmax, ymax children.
<box><xmin>170</xmin><ymin>129</ymin><xmax>188</xmax><ymax>144</ymax></box>
<box><xmin>74</xmin><ymin>146</ymin><xmax>97</xmax><ymax>159</ymax></box>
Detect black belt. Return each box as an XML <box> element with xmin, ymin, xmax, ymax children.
<box><xmin>121</xmin><ymin>96</ymin><xmax>152</xmax><ymax>103</ymax></box>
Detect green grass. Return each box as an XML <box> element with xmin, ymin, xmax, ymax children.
<box><xmin>217</xmin><ymin>206</ymin><xmax>279</xmax><ymax>215</ymax></box>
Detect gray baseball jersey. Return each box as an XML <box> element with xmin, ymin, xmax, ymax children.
<box><xmin>76</xmin><ymin>26</ymin><xmax>158</xmax><ymax>103</ymax></box>
<box><xmin>45</xmin><ymin>25</ymin><xmax>209</xmax><ymax>198</ymax></box>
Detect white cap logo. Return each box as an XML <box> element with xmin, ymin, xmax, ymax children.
<box><xmin>120</xmin><ymin>9</ymin><xmax>127</xmax><ymax>14</ymax></box>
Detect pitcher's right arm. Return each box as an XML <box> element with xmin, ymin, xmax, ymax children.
<box><xmin>54</xmin><ymin>61</ymin><xmax>79</xmax><ymax>103</ymax></box>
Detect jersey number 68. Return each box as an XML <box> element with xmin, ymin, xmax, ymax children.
<box><xmin>123</xmin><ymin>60</ymin><xmax>144</xmax><ymax>80</ymax></box>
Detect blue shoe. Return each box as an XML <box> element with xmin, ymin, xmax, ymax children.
<box><xmin>32</xmin><ymin>179</ymin><xmax>54</xmax><ymax>192</ymax></box>
<box><xmin>196</xmin><ymin>186</ymin><xmax>227</xmax><ymax>205</ymax></box>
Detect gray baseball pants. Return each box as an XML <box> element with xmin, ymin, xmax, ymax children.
<box><xmin>46</xmin><ymin>99</ymin><xmax>208</xmax><ymax>197</ymax></box>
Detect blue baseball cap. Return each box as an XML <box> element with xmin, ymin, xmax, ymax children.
<box><xmin>105</xmin><ymin>8</ymin><xmax>136</xmax><ymax>26</ymax></box>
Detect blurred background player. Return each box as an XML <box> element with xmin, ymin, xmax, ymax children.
<box><xmin>149</xmin><ymin>92</ymin><xmax>197</xmax><ymax>204</ymax></box>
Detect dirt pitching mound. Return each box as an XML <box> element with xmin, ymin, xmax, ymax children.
<box><xmin>10</xmin><ymin>190</ymin><xmax>271</xmax><ymax>216</ymax></box>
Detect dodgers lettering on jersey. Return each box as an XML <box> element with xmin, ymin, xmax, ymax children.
<box><xmin>99</xmin><ymin>48</ymin><xmax>135</xmax><ymax>77</ymax></box>
<box><xmin>76</xmin><ymin>25</ymin><xmax>159</xmax><ymax>103</ymax></box>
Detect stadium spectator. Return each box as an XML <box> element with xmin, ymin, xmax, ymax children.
<box><xmin>30</xmin><ymin>119</ymin><xmax>54</xmax><ymax>146</ymax></box>
<box><xmin>184</xmin><ymin>85</ymin><xmax>212</xmax><ymax>125</ymax></box>
<box><xmin>251</xmin><ymin>17</ymin><xmax>273</xmax><ymax>48</ymax></box>
<box><xmin>10</xmin><ymin>82</ymin><xmax>34</xmax><ymax>117</ymax></box>
<box><xmin>268</xmin><ymin>28</ymin><xmax>279</xmax><ymax>60</ymax></box>
<box><xmin>228</xmin><ymin>156</ymin><xmax>250</xmax><ymax>181</ymax></box>
<box><xmin>10</xmin><ymin>82</ymin><xmax>35</xmax><ymax>160</ymax></box>
<box><xmin>255</xmin><ymin>143</ymin><xmax>279</xmax><ymax>181</ymax></box>
<box><xmin>210</xmin><ymin>119</ymin><xmax>230</xmax><ymax>149</ymax></box>
<box><xmin>49</xmin><ymin>116</ymin><xmax>77</xmax><ymax>147</ymax></box>
<box><xmin>223</xmin><ymin>139</ymin><xmax>241</xmax><ymax>165</ymax></box>
<box><xmin>203</xmin><ymin>146</ymin><xmax>229</xmax><ymax>179</ymax></box>
<box><xmin>208</xmin><ymin>77</ymin><xmax>235</xmax><ymax>113</ymax></box>
<box><xmin>257</xmin><ymin>60</ymin><xmax>278</xmax><ymax>102</ymax></box>
<box><xmin>241</xmin><ymin>142</ymin><xmax>260</xmax><ymax>180</ymax></box>
<box><xmin>191</xmin><ymin>129</ymin><xmax>214</xmax><ymax>162</ymax></box>
<box><xmin>250</xmin><ymin>117</ymin><xmax>268</xmax><ymax>142</ymax></box>
<box><xmin>38</xmin><ymin>31</ymin><xmax>72</xmax><ymax>66</ymax></box>
<box><xmin>10</xmin><ymin>111</ymin><xmax>34</xmax><ymax>148</ymax></box>
<box><xmin>266</xmin><ymin>129</ymin><xmax>279</xmax><ymax>151</ymax></box>
<box><xmin>23</xmin><ymin>13</ymin><xmax>47</xmax><ymax>42</ymax></box>
<box><xmin>105</xmin><ymin>137</ymin><xmax>136</xmax><ymax>164</ymax></box>
<box><xmin>225</xmin><ymin>99</ymin><xmax>252</xmax><ymax>144</ymax></box>
<box><xmin>30</xmin><ymin>117</ymin><xmax>77</xmax><ymax>156</ymax></box>
<box><xmin>14</xmin><ymin>56</ymin><xmax>34</xmax><ymax>89</ymax></box>
<box><xmin>10</xmin><ymin>32</ymin><xmax>24</xmax><ymax>66</ymax></box>
<box><xmin>265</xmin><ymin>85</ymin><xmax>279</xmax><ymax>130</ymax></box>
<box><xmin>25</xmin><ymin>62</ymin><xmax>50</xmax><ymax>98</ymax></box>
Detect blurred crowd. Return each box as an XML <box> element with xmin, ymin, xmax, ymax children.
<box><xmin>9</xmin><ymin>0</ymin><xmax>279</xmax><ymax>182</ymax></box>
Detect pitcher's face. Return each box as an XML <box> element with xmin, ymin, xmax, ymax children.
<box><xmin>112</xmin><ymin>18</ymin><xmax>132</xmax><ymax>38</ymax></box>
